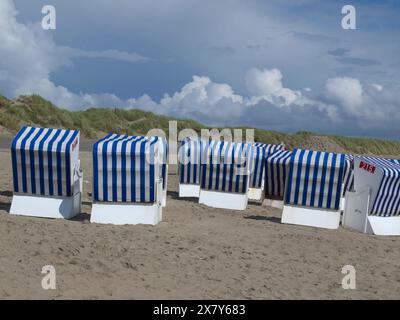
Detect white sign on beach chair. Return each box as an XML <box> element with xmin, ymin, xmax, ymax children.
<box><xmin>343</xmin><ymin>156</ymin><xmax>400</xmax><ymax>235</ymax></box>
<box><xmin>10</xmin><ymin>126</ymin><xmax>82</xmax><ymax>219</ymax></box>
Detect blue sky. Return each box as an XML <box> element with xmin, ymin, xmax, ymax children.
<box><xmin>1</xmin><ymin>0</ymin><xmax>400</xmax><ymax>138</ymax></box>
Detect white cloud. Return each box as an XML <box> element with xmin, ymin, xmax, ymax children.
<box><xmin>325</xmin><ymin>77</ymin><xmax>363</xmax><ymax>113</ymax></box>
<box><xmin>157</xmin><ymin>76</ymin><xmax>244</xmax><ymax>121</ymax></box>
<box><xmin>372</xmin><ymin>83</ymin><xmax>383</xmax><ymax>91</ymax></box>
<box><xmin>245</xmin><ymin>68</ymin><xmax>302</xmax><ymax>106</ymax></box>
<box><xmin>0</xmin><ymin>0</ymin><xmax>148</xmax><ymax>110</ymax></box>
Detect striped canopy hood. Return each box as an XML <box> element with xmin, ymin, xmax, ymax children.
<box><xmin>92</xmin><ymin>133</ymin><xmax>165</xmax><ymax>203</ymax></box>
<box><xmin>285</xmin><ymin>149</ymin><xmax>346</xmax><ymax>211</ymax></box>
<box><xmin>11</xmin><ymin>126</ymin><xmax>80</xmax><ymax>197</ymax></box>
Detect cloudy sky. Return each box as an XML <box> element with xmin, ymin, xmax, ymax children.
<box><xmin>1</xmin><ymin>0</ymin><xmax>400</xmax><ymax>138</ymax></box>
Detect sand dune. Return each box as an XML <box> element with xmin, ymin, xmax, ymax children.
<box><xmin>0</xmin><ymin>150</ymin><xmax>399</xmax><ymax>299</ymax></box>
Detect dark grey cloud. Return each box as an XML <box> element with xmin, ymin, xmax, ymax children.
<box><xmin>326</xmin><ymin>48</ymin><xmax>381</xmax><ymax>67</ymax></box>
<box><xmin>336</xmin><ymin>57</ymin><xmax>381</xmax><ymax>67</ymax></box>
<box><xmin>206</xmin><ymin>46</ymin><xmax>235</xmax><ymax>56</ymax></box>
<box><xmin>247</xmin><ymin>44</ymin><xmax>262</xmax><ymax>51</ymax></box>
<box><xmin>326</xmin><ymin>48</ymin><xmax>350</xmax><ymax>57</ymax></box>
<box><xmin>291</xmin><ymin>31</ymin><xmax>339</xmax><ymax>43</ymax></box>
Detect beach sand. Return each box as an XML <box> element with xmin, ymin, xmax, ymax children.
<box><xmin>0</xmin><ymin>149</ymin><xmax>399</xmax><ymax>299</ymax></box>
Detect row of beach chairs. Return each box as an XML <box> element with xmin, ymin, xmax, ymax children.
<box><xmin>7</xmin><ymin>126</ymin><xmax>400</xmax><ymax>236</ymax></box>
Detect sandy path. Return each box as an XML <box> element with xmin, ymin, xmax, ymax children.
<box><xmin>0</xmin><ymin>150</ymin><xmax>399</xmax><ymax>299</ymax></box>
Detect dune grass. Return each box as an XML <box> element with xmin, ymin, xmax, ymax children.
<box><xmin>0</xmin><ymin>94</ymin><xmax>399</xmax><ymax>156</ymax></box>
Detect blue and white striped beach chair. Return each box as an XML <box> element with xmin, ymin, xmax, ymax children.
<box><xmin>10</xmin><ymin>126</ymin><xmax>82</xmax><ymax>219</ymax></box>
<box><xmin>198</xmin><ymin>140</ymin><xmax>252</xmax><ymax>210</ymax></box>
<box><xmin>90</xmin><ymin>133</ymin><xmax>165</xmax><ymax>225</ymax></box>
<box><xmin>263</xmin><ymin>149</ymin><xmax>292</xmax><ymax>208</ymax></box>
<box><xmin>178</xmin><ymin>137</ymin><xmax>206</xmax><ymax>197</ymax></box>
<box><xmin>248</xmin><ymin>143</ymin><xmax>285</xmax><ymax>200</ymax></box>
<box><xmin>281</xmin><ymin>148</ymin><xmax>346</xmax><ymax>229</ymax></box>
<box><xmin>343</xmin><ymin>156</ymin><xmax>400</xmax><ymax>235</ymax></box>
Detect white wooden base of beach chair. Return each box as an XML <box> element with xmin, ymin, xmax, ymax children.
<box><xmin>199</xmin><ymin>190</ymin><xmax>248</xmax><ymax>210</ymax></box>
<box><xmin>343</xmin><ymin>189</ymin><xmax>400</xmax><ymax>235</ymax></box>
<box><xmin>10</xmin><ymin>192</ymin><xmax>81</xmax><ymax>219</ymax></box>
<box><xmin>90</xmin><ymin>178</ymin><xmax>163</xmax><ymax>225</ymax></box>
<box><xmin>90</xmin><ymin>202</ymin><xmax>162</xmax><ymax>225</ymax></box>
<box><xmin>179</xmin><ymin>184</ymin><xmax>200</xmax><ymax>198</ymax></box>
<box><xmin>366</xmin><ymin>216</ymin><xmax>400</xmax><ymax>236</ymax></box>
<box><xmin>248</xmin><ymin>187</ymin><xmax>263</xmax><ymax>201</ymax></box>
<box><xmin>281</xmin><ymin>204</ymin><xmax>341</xmax><ymax>229</ymax></box>
<box><xmin>262</xmin><ymin>198</ymin><xmax>284</xmax><ymax>209</ymax></box>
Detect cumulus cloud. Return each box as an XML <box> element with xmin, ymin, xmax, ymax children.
<box><xmin>0</xmin><ymin>0</ymin><xmax>148</xmax><ymax>110</ymax></box>
<box><xmin>245</xmin><ymin>68</ymin><xmax>302</xmax><ymax>106</ymax></box>
<box><xmin>325</xmin><ymin>77</ymin><xmax>363</xmax><ymax>113</ymax></box>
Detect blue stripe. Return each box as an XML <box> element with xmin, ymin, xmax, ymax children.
<box><xmin>20</xmin><ymin>127</ymin><xmax>36</xmax><ymax>193</ymax></box>
<box><xmin>111</xmin><ymin>137</ymin><xmax>119</xmax><ymax>202</ymax></box>
<box><xmin>140</xmin><ymin>141</ymin><xmax>146</xmax><ymax>202</ymax></box>
<box><xmin>187</xmin><ymin>146</ymin><xmax>191</xmax><ymax>184</ymax></box>
<box><xmin>111</xmin><ymin>135</ymin><xmax>128</xmax><ymax>201</ymax></box>
<box><xmin>309</xmin><ymin>152</ymin><xmax>321</xmax><ymax>207</ymax></box>
<box><xmin>285</xmin><ymin>151</ymin><xmax>296</xmax><ymax>204</ymax></box>
<box><xmin>387</xmin><ymin>174</ymin><xmax>400</xmax><ymax>215</ymax></box>
<box><xmin>208</xmin><ymin>143</ymin><xmax>217</xmax><ymax>190</ymax></box>
<box><xmin>258</xmin><ymin>147</ymin><xmax>266</xmax><ymax>188</ymax></box>
<box><xmin>130</xmin><ymin>140</ymin><xmax>138</xmax><ymax>201</ymax></box>
<box><xmin>391</xmin><ymin>178</ymin><xmax>400</xmax><ymax>216</ymax></box>
<box><xmin>252</xmin><ymin>147</ymin><xmax>260</xmax><ymax>187</ymax></box>
<box><xmin>234</xmin><ymin>145</ymin><xmax>242</xmax><ymax>193</ymax></box>
<box><xmin>334</xmin><ymin>155</ymin><xmax>345</xmax><ymax>210</ymax></box>
<box><xmin>149</xmin><ymin>142</ymin><xmax>155</xmax><ymax>202</ymax></box>
<box><xmin>268</xmin><ymin>153</ymin><xmax>276</xmax><ymax>196</ymax></box>
<box><xmin>47</xmin><ymin>129</ymin><xmax>63</xmax><ymax>196</ymax></box>
<box><xmin>293</xmin><ymin>150</ymin><xmax>305</xmax><ymax>204</ymax></box>
<box><xmin>326</xmin><ymin>153</ymin><xmax>337</xmax><ymax>209</ymax></box>
<box><xmin>376</xmin><ymin>171</ymin><xmax>396</xmax><ymax>216</ymax></box>
<box><xmin>180</xmin><ymin>141</ymin><xmax>185</xmax><ymax>183</ymax></box>
<box><xmin>317</xmin><ymin>153</ymin><xmax>329</xmax><ymax>208</ymax></box>
<box><xmin>93</xmin><ymin>133</ymin><xmax>114</xmax><ymax>201</ymax></box>
<box><xmin>242</xmin><ymin>145</ymin><xmax>249</xmax><ymax>193</ymax></box>
<box><xmin>56</xmin><ymin>130</ymin><xmax>71</xmax><ymax>196</ymax></box>
<box><xmin>64</xmin><ymin>130</ymin><xmax>79</xmax><ymax>196</ymax></box>
<box><xmin>222</xmin><ymin>142</ymin><xmax>231</xmax><ymax>191</ymax></box>
<box><xmin>193</xmin><ymin>140</ymin><xmax>198</xmax><ymax>184</ymax></box>
<box><xmin>215</xmin><ymin>142</ymin><xmax>225</xmax><ymax>191</ymax></box>
<box><xmin>120</xmin><ymin>137</ymin><xmax>130</xmax><ymax>202</ymax></box>
<box><xmin>301</xmin><ymin>151</ymin><xmax>313</xmax><ymax>206</ymax></box>
<box><xmin>28</xmin><ymin>128</ymin><xmax>45</xmax><ymax>194</ymax></box>
<box><xmin>101</xmin><ymin>138</ymin><xmax>111</xmax><ymax>201</ymax></box>
<box><xmin>38</xmin><ymin>129</ymin><xmax>53</xmax><ymax>195</ymax></box>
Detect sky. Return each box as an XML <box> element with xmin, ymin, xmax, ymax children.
<box><xmin>1</xmin><ymin>0</ymin><xmax>400</xmax><ymax>139</ymax></box>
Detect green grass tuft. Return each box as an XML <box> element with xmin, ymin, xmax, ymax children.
<box><xmin>0</xmin><ymin>94</ymin><xmax>399</xmax><ymax>156</ymax></box>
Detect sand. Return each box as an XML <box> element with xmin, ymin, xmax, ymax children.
<box><xmin>0</xmin><ymin>149</ymin><xmax>399</xmax><ymax>299</ymax></box>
